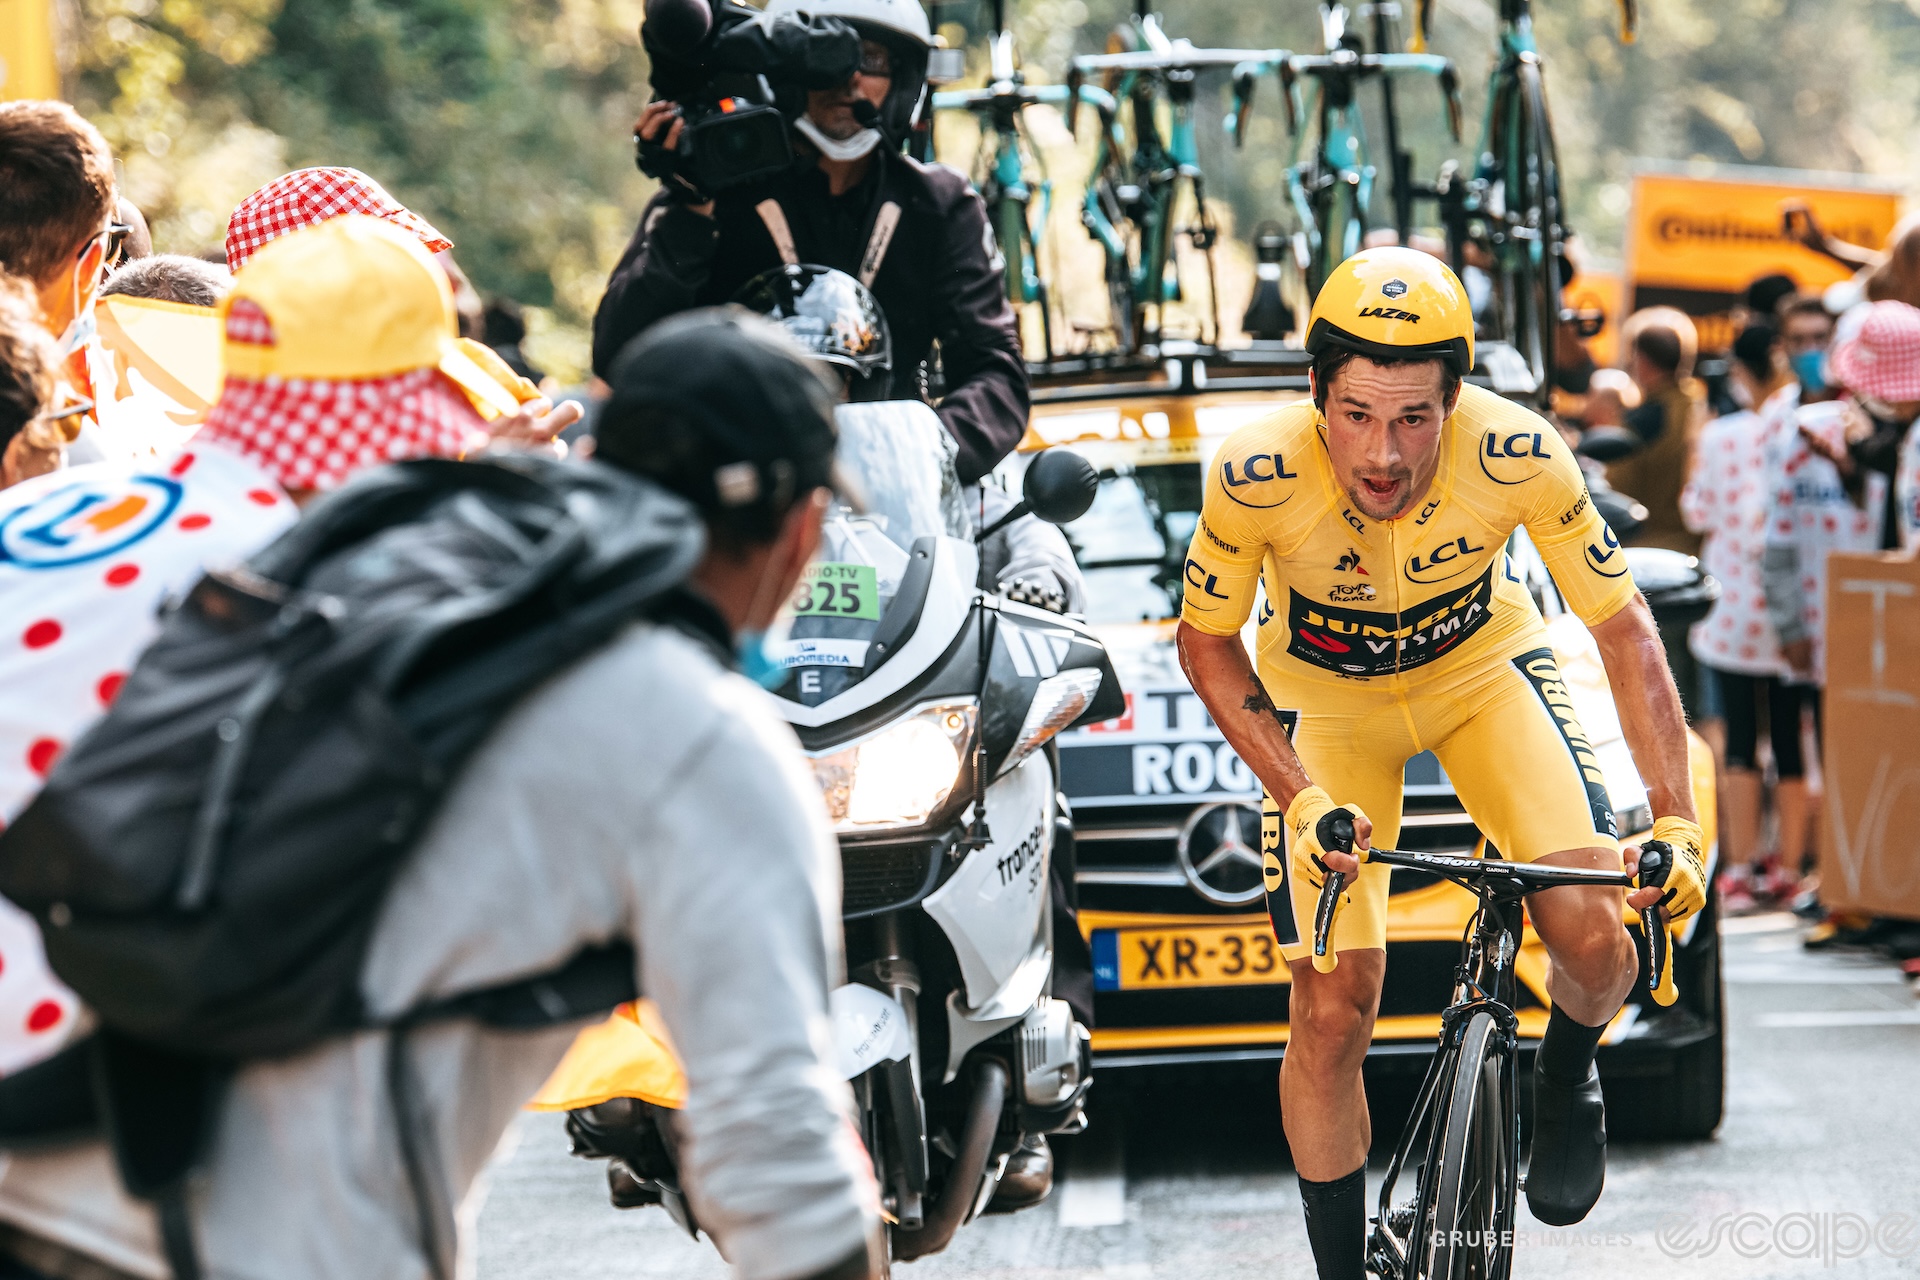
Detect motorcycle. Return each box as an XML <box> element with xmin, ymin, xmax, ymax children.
<box><xmin>552</xmin><ymin>402</ymin><xmax>1121</xmax><ymax>1269</ymax></box>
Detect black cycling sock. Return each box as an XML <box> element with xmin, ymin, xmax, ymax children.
<box><xmin>1537</xmin><ymin>1005</ymin><xmax>1607</xmax><ymax>1086</ymax></box>
<box><xmin>1299</xmin><ymin>1164</ymin><xmax>1367</xmax><ymax>1280</ymax></box>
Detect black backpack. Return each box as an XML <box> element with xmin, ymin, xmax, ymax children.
<box><xmin>0</xmin><ymin>453</ymin><xmax>713</xmax><ymax>1277</ymax></box>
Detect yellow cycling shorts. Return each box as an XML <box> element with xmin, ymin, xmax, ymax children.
<box><xmin>1262</xmin><ymin>643</ymin><xmax>1619</xmax><ymax>963</ymax></box>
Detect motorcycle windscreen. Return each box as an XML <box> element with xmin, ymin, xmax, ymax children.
<box><xmin>769</xmin><ymin>402</ymin><xmax>969</xmax><ymax>706</ymax></box>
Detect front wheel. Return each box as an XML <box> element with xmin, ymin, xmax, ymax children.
<box><xmin>1419</xmin><ymin>1011</ymin><xmax>1516</xmax><ymax>1279</ymax></box>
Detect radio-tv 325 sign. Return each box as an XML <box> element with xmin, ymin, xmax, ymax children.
<box><xmin>1627</xmin><ymin>167</ymin><xmax>1902</xmax><ymax>315</ymax></box>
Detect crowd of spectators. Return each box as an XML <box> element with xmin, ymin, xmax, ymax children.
<box><xmin>1557</xmin><ymin>235</ymin><xmax>1920</xmax><ymax>929</ymax></box>
<box><xmin>0</xmin><ymin>97</ymin><xmax>881</xmax><ymax>1280</ymax></box>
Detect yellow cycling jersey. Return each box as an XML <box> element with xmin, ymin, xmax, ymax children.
<box><xmin>1179</xmin><ymin>383</ymin><xmax>1638</xmax><ymax>689</ymax></box>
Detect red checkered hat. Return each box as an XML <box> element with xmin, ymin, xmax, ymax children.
<box><xmin>1831</xmin><ymin>300</ymin><xmax>1920</xmax><ymax>405</ymax></box>
<box><xmin>197</xmin><ymin>365</ymin><xmax>483</xmax><ymax>493</ymax></box>
<box><xmin>224</xmin><ymin>167</ymin><xmax>452</xmax><ymax>270</ymax></box>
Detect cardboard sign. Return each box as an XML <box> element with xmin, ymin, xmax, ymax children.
<box><xmin>1626</xmin><ymin>169</ymin><xmax>1903</xmax><ymax>351</ymax></box>
<box><xmin>1818</xmin><ymin>552</ymin><xmax>1920</xmax><ymax>922</ymax></box>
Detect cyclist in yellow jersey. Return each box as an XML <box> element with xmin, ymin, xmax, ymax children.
<box><xmin>1175</xmin><ymin>248</ymin><xmax>1707</xmax><ymax>1278</ymax></box>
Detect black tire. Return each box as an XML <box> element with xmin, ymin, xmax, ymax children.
<box><xmin>1420</xmin><ymin>1011</ymin><xmax>1516</xmax><ymax>1279</ymax></box>
<box><xmin>1107</xmin><ymin>254</ymin><xmax>1139</xmax><ymax>354</ymax></box>
<box><xmin>1628</xmin><ymin>923</ymin><xmax>1727</xmax><ymax>1140</ymax></box>
<box><xmin>1501</xmin><ymin>60</ymin><xmax>1565</xmax><ymax>402</ymax></box>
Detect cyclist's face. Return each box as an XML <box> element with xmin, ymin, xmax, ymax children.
<box><xmin>1318</xmin><ymin>357</ymin><xmax>1454</xmax><ymax>522</ymax></box>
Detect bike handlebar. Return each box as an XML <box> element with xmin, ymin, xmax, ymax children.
<box><xmin>1309</xmin><ymin>822</ymin><xmax>1677</xmax><ymax>1006</ymax></box>
<box><xmin>1070</xmin><ymin>45</ymin><xmax>1291</xmax><ymax>74</ymax></box>
<box><xmin>932</xmin><ymin>82</ymin><xmax>1117</xmax><ymax>115</ymax></box>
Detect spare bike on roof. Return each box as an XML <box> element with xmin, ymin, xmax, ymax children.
<box><xmin>932</xmin><ymin>0</ymin><xmax>1117</xmax><ymax>363</ymax></box>
<box><xmin>1242</xmin><ymin>2</ymin><xmax>1460</xmax><ymax>302</ymax></box>
<box><xmin>1414</xmin><ymin>0</ymin><xmax>1640</xmax><ymax>404</ymax></box>
<box><xmin>1065</xmin><ymin>6</ymin><xmax>1289</xmax><ymax>355</ymax></box>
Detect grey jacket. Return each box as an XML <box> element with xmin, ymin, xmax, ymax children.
<box><xmin>0</xmin><ymin>623</ymin><xmax>874</xmax><ymax>1280</ymax></box>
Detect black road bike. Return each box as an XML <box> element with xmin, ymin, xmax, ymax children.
<box><xmin>1309</xmin><ymin>825</ymin><xmax>1675</xmax><ymax>1279</ymax></box>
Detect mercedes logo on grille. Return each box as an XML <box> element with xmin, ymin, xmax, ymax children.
<box><xmin>1176</xmin><ymin>801</ymin><xmax>1267</xmax><ymax>907</ymax></box>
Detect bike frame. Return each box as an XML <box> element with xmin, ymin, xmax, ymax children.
<box><xmin>1310</xmin><ymin>844</ymin><xmax>1668</xmax><ymax>1279</ymax></box>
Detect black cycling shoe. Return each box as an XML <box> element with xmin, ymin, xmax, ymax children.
<box><xmin>1525</xmin><ymin>1062</ymin><xmax>1606</xmax><ymax>1226</ymax></box>
<box><xmin>988</xmin><ymin>1135</ymin><xmax>1054</xmax><ymax>1211</ymax></box>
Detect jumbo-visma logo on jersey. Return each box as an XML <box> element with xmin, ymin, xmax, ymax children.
<box><xmin>1286</xmin><ymin>568</ymin><xmax>1496</xmax><ymax>677</ymax></box>
<box><xmin>0</xmin><ymin>475</ymin><xmax>184</xmax><ymax>569</ymax></box>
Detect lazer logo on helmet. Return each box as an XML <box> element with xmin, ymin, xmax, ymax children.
<box><xmin>1357</xmin><ymin>306</ymin><xmax>1421</xmax><ymax>323</ymax></box>
<box><xmin>1284</xmin><ymin>570</ymin><xmax>1494</xmax><ymax>677</ymax></box>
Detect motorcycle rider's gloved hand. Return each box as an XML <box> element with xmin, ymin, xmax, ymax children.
<box><xmin>1280</xmin><ymin>785</ymin><xmax>1369</xmax><ymax>974</ymax></box>
<box><xmin>1003</xmin><ymin>576</ymin><xmax>1067</xmax><ymax>614</ymax></box>
<box><xmin>1639</xmin><ymin>816</ymin><xmax>1707</xmax><ymax>923</ymax></box>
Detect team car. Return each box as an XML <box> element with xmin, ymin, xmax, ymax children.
<box><xmin>1000</xmin><ymin>361</ymin><xmax>1725</xmax><ymax>1138</ymax></box>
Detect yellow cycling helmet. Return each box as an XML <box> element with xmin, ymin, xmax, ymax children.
<box><xmin>1304</xmin><ymin>247</ymin><xmax>1475</xmax><ymax>377</ymax></box>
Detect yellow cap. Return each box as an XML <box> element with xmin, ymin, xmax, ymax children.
<box><xmin>217</xmin><ymin>215</ymin><xmax>521</xmax><ymax>416</ymax></box>
<box><xmin>1304</xmin><ymin>246</ymin><xmax>1475</xmax><ymax>377</ymax></box>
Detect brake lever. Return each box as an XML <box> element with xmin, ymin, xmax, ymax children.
<box><xmin>1439</xmin><ymin>64</ymin><xmax>1463</xmax><ymax>144</ymax></box>
<box><xmin>1310</xmin><ymin>814</ymin><xmax>1356</xmax><ymax>974</ymax></box>
<box><xmin>1636</xmin><ymin>846</ymin><xmax>1678</xmax><ymax>1007</ymax></box>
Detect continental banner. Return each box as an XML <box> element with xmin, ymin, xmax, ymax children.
<box><xmin>1626</xmin><ymin>168</ymin><xmax>1903</xmax><ymax>351</ymax></box>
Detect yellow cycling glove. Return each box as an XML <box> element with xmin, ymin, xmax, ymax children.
<box><xmin>1283</xmin><ymin>786</ymin><xmax>1370</xmax><ymax>974</ymax></box>
<box><xmin>1638</xmin><ymin>816</ymin><xmax>1706</xmax><ymax>1007</ymax></box>
<box><xmin>1642</xmin><ymin>817</ymin><xmax>1707</xmax><ymax>923</ymax></box>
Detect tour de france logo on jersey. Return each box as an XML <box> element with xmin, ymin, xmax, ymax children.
<box><xmin>0</xmin><ymin>475</ymin><xmax>183</xmax><ymax>570</ymax></box>
<box><xmin>1477</xmin><ymin>428</ymin><xmax>1557</xmax><ymax>486</ymax></box>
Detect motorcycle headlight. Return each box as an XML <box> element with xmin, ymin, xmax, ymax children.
<box><xmin>810</xmin><ymin>700</ymin><xmax>978</xmax><ymax>834</ymax></box>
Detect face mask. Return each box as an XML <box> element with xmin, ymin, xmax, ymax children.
<box><xmin>734</xmin><ymin>630</ymin><xmax>789</xmax><ymax>689</ymax></box>
<box><xmin>794</xmin><ymin>115</ymin><xmax>883</xmax><ymax>162</ymax></box>
<box><xmin>1790</xmin><ymin>349</ymin><xmax>1826</xmax><ymax>394</ymax></box>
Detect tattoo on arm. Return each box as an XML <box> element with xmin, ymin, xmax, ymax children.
<box><xmin>1241</xmin><ymin>677</ymin><xmax>1290</xmax><ymax>731</ymax></box>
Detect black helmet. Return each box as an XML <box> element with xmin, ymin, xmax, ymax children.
<box><xmin>734</xmin><ymin>264</ymin><xmax>892</xmax><ymax>396</ymax></box>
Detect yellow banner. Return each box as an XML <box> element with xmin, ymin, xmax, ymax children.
<box><xmin>0</xmin><ymin>0</ymin><xmax>59</xmax><ymax>101</ymax></box>
<box><xmin>1627</xmin><ymin>171</ymin><xmax>1902</xmax><ymax>297</ymax></box>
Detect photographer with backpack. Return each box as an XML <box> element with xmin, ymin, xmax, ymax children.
<box><xmin>0</xmin><ymin>234</ymin><xmax>880</xmax><ymax>1277</ymax></box>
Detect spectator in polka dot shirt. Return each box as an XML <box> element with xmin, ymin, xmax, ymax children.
<box><xmin>1681</xmin><ymin>323</ymin><xmax>1811</xmax><ymax>906</ymax></box>
<box><xmin>0</xmin><ymin>216</ymin><xmax>540</xmax><ymax>1083</ymax></box>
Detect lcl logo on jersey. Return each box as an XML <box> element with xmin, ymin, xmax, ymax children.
<box><xmin>1183</xmin><ymin>558</ymin><xmax>1233</xmax><ymax>611</ymax></box>
<box><xmin>1220</xmin><ymin>452</ymin><xmax>1298</xmax><ymax>509</ymax></box>
<box><xmin>1404</xmin><ymin>534</ymin><xmax>1486</xmax><ymax>584</ymax></box>
<box><xmin>1477</xmin><ymin>430</ymin><xmax>1554</xmax><ymax>486</ymax></box>
<box><xmin>1584</xmin><ymin>523</ymin><xmax>1628</xmax><ymax>577</ymax></box>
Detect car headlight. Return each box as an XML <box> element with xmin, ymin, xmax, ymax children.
<box><xmin>810</xmin><ymin>700</ymin><xmax>977</xmax><ymax>833</ymax></box>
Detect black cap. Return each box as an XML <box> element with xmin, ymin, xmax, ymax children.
<box><xmin>596</xmin><ymin>307</ymin><xmax>842</xmax><ymax>527</ymax></box>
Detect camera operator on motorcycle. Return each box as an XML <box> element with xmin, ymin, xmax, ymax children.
<box><xmin>594</xmin><ymin>0</ymin><xmax>1029</xmax><ymax>488</ymax></box>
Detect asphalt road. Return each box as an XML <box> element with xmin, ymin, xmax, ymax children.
<box><xmin>476</xmin><ymin>912</ymin><xmax>1920</xmax><ymax>1279</ymax></box>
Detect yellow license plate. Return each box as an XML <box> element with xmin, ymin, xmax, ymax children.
<box><xmin>1092</xmin><ymin>923</ymin><xmax>1288</xmax><ymax>991</ymax></box>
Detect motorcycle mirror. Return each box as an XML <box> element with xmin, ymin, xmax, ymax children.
<box><xmin>1023</xmin><ymin>449</ymin><xmax>1099</xmax><ymax>525</ymax></box>
<box><xmin>1575</xmin><ymin>425</ymin><xmax>1640</xmax><ymax>463</ymax></box>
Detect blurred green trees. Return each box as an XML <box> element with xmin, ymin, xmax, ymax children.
<box><xmin>69</xmin><ymin>0</ymin><xmax>650</xmax><ymax>380</ymax></box>
<box><xmin>65</xmin><ymin>0</ymin><xmax>1920</xmax><ymax>375</ymax></box>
